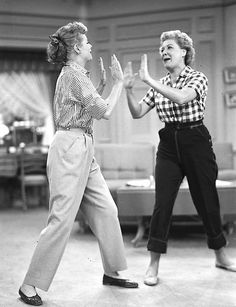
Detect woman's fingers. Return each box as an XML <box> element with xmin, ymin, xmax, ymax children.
<box><xmin>124</xmin><ymin>61</ymin><xmax>134</xmax><ymax>78</ymax></box>
<box><xmin>109</xmin><ymin>54</ymin><xmax>123</xmax><ymax>80</ymax></box>
<box><xmin>99</xmin><ymin>57</ymin><xmax>105</xmax><ymax>71</ymax></box>
<box><xmin>141</xmin><ymin>54</ymin><xmax>147</xmax><ymax>70</ymax></box>
<box><xmin>112</xmin><ymin>55</ymin><xmax>123</xmax><ymax>73</ymax></box>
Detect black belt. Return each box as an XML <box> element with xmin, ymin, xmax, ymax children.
<box><xmin>165</xmin><ymin>120</ymin><xmax>203</xmax><ymax>130</ymax></box>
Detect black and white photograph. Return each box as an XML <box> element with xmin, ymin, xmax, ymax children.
<box><xmin>0</xmin><ymin>1</ymin><xmax>236</xmax><ymax>306</ymax></box>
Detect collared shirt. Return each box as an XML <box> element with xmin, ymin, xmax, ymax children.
<box><xmin>53</xmin><ymin>61</ymin><xmax>108</xmax><ymax>134</ymax></box>
<box><xmin>142</xmin><ymin>66</ymin><xmax>208</xmax><ymax>123</ymax></box>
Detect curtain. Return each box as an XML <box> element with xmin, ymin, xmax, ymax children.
<box><xmin>0</xmin><ymin>71</ymin><xmax>54</xmax><ymax>145</ymax></box>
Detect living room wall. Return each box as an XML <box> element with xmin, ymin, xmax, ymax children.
<box><xmin>0</xmin><ymin>0</ymin><xmax>236</xmax><ymax>155</ymax></box>
<box><xmin>223</xmin><ymin>4</ymin><xmax>236</xmax><ymax>161</ymax></box>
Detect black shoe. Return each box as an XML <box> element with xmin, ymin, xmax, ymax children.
<box><xmin>18</xmin><ymin>288</ymin><xmax>43</xmax><ymax>306</ymax></box>
<box><xmin>103</xmin><ymin>274</ymin><xmax>138</xmax><ymax>288</ymax></box>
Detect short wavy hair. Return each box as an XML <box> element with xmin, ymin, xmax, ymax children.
<box><xmin>160</xmin><ymin>30</ymin><xmax>195</xmax><ymax>66</ymax></box>
<box><xmin>47</xmin><ymin>21</ymin><xmax>87</xmax><ymax>65</ymax></box>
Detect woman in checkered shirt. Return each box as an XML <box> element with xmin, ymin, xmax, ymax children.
<box><xmin>19</xmin><ymin>21</ymin><xmax>138</xmax><ymax>306</ymax></box>
<box><xmin>124</xmin><ymin>30</ymin><xmax>236</xmax><ymax>286</ymax></box>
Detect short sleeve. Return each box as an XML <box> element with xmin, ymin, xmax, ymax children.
<box><xmin>186</xmin><ymin>72</ymin><xmax>208</xmax><ymax>101</ymax></box>
<box><xmin>142</xmin><ymin>88</ymin><xmax>156</xmax><ymax>108</ymax></box>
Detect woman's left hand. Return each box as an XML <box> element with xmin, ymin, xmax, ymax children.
<box><xmin>110</xmin><ymin>54</ymin><xmax>124</xmax><ymax>82</ymax></box>
<box><xmin>98</xmin><ymin>57</ymin><xmax>106</xmax><ymax>87</ymax></box>
<box><xmin>139</xmin><ymin>54</ymin><xmax>151</xmax><ymax>83</ymax></box>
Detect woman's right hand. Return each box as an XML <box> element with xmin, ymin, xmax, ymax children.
<box><xmin>110</xmin><ymin>54</ymin><xmax>123</xmax><ymax>82</ymax></box>
<box><xmin>124</xmin><ymin>61</ymin><xmax>136</xmax><ymax>89</ymax></box>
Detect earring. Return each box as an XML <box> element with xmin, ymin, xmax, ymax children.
<box><xmin>74</xmin><ymin>44</ymin><xmax>80</xmax><ymax>54</ymax></box>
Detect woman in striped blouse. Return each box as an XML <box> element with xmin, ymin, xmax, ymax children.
<box><xmin>19</xmin><ymin>21</ymin><xmax>138</xmax><ymax>306</ymax></box>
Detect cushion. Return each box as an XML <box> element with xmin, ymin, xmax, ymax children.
<box><xmin>214</xmin><ymin>142</ymin><xmax>234</xmax><ymax>170</ymax></box>
<box><xmin>218</xmin><ymin>170</ymin><xmax>236</xmax><ymax>181</ymax></box>
<box><xmin>95</xmin><ymin>143</ymin><xmax>156</xmax><ymax>180</ymax></box>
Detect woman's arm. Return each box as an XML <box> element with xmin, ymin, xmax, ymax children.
<box><xmin>124</xmin><ymin>61</ymin><xmax>152</xmax><ymax>119</ymax></box>
<box><xmin>102</xmin><ymin>54</ymin><xmax>123</xmax><ymax>120</ymax></box>
<box><xmin>96</xmin><ymin>57</ymin><xmax>106</xmax><ymax>95</ymax></box>
<box><xmin>139</xmin><ymin>54</ymin><xmax>197</xmax><ymax>105</ymax></box>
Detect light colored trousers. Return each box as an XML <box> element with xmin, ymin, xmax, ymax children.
<box><xmin>23</xmin><ymin>130</ymin><xmax>127</xmax><ymax>291</ymax></box>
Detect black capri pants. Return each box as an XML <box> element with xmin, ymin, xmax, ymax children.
<box><xmin>147</xmin><ymin>120</ymin><xmax>227</xmax><ymax>253</ymax></box>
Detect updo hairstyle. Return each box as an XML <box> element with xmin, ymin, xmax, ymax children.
<box><xmin>47</xmin><ymin>21</ymin><xmax>87</xmax><ymax>65</ymax></box>
<box><xmin>160</xmin><ymin>30</ymin><xmax>195</xmax><ymax>66</ymax></box>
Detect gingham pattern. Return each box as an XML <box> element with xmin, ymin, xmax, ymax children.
<box><xmin>142</xmin><ymin>66</ymin><xmax>208</xmax><ymax>123</ymax></box>
<box><xmin>54</xmin><ymin>62</ymin><xmax>108</xmax><ymax>134</ymax></box>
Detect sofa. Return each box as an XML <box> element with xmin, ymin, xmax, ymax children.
<box><xmin>76</xmin><ymin>142</ymin><xmax>156</xmax><ymax>231</ymax></box>
<box><xmin>213</xmin><ymin>142</ymin><xmax>236</xmax><ymax>180</ymax></box>
<box><xmin>94</xmin><ymin>143</ymin><xmax>156</xmax><ymax>203</ymax></box>
<box><xmin>94</xmin><ymin>142</ymin><xmax>236</xmax><ymax>197</ymax></box>
<box><xmin>76</xmin><ymin>141</ymin><xmax>236</xmax><ymax>234</ymax></box>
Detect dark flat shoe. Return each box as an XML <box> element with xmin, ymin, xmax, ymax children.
<box><xmin>103</xmin><ymin>274</ymin><xmax>138</xmax><ymax>288</ymax></box>
<box><xmin>18</xmin><ymin>288</ymin><xmax>43</xmax><ymax>306</ymax></box>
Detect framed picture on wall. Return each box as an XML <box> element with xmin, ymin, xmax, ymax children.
<box><xmin>223</xmin><ymin>66</ymin><xmax>236</xmax><ymax>84</ymax></box>
<box><xmin>224</xmin><ymin>90</ymin><xmax>236</xmax><ymax>108</ymax></box>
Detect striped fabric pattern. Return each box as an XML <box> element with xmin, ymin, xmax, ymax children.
<box><xmin>54</xmin><ymin>62</ymin><xmax>108</xmax><ymax>134</ymax></box>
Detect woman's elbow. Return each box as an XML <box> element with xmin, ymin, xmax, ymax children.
<box><xmin>132</xmin><ymin>113</ymin><xmax>142</xmax><ymax>119</ymax></box>
<box><xmin>102</xmin><ymin>111</ymin><xmax>111</xmax><ymax>120</ymax></box>
<box><xmin>130</xmin><ymin>110</ymin><xmax>144</xmax><ymax>119</ymax></box>
<box><xmin>175</xmin><ymin>95</ymin><xmax>188</xmax><ymax>105</ymax></box>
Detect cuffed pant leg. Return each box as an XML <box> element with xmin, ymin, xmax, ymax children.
<box><xmin>182</xmin><ymin>128</ymin><xmax>227</xmax><ymax>251</ymax></box>
<box><xmin>207</xmin><ymin>233</ymin><xmax>227</xmax><ymax>250</ymax></box>
<box><xmin>147</xmin><ymin>157</ymin><xmax>183</xmax><ymax>254</ymax></box>
<box><xmin>80</xmin><ymin>158</ymin><xmax>127</xmax><ymax>273</ymax></box>
<box><xmin>186</xmin><ymin>171</ymin><xmax>227</xmax><ymax>250</ymax></box>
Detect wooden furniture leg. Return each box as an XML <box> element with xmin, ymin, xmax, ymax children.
<box><xmin>131</xmin><ymin>217</ymin><xmax>146</xmax><ymax>246</ymax></box>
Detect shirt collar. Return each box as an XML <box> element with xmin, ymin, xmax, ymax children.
<box><xmin>166</xmin><ymin>65</ymin><xmax>193</xmax><ymax>83</ymax></box>
<box><xmin>66</xmin><ymin>61</ymin><xmax>90</xmax><ymax>77</ymax></box>
<box><xmin>179</xmin><ymin>65</ymin><xmax>193</xmax><ymax>78</ymax></box>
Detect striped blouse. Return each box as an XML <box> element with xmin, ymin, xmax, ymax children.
<box><xmin>53</xmin><ymin>61</ymin><xmax>108</xmax><ymax>135</ymax></box>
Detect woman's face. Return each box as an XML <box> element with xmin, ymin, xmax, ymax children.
<box><xmin>159</xmin><ymin>39</ymin><xmax>186</xmax><ymax>71</ymax></box>
<box><xmin>77</xmin><ymin>34</ymin><xmax>92</xmax><ymax>62</ymax></box>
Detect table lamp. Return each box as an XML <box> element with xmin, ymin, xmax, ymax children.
<box><xmin>0</xmin><ymin>114</ymin><xmax>9</xmax><ymax>146</ymax></box>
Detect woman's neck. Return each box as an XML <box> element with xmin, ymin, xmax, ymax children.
<box><xmin>68</xmin><ymin>55</ymin><xmax>86</xmax><ymax>68</ymax></box>
<box><xmin>169</xmin><ymin>64</ymin><xmax>186</xmax><ymax>83</ymax></box>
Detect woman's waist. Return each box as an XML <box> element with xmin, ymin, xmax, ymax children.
<box><xmin>164</xmin><ymin>120</ymin><xmax>203</xmax><ymax>130</ymax></box>
<box><xmin>56</xmin><ymin>125</ymin><xmax>93</xmax><ymax>136</ymax></box>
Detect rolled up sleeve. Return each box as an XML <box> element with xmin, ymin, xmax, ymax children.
<box><xmin>187</xmin><ymin>72</ymin><xmax>208</xmax><ymax>101</ymax></box>
<box><xmin>69</xmin><ymin>72</ymin><xmax>108</xmax><ymax>119</ymax></box>
<box><xmin>85</xmin><ymin>96</ymin><xmax>108</xmax><ymax>119</ymax></box>
<box><xmin>142</xmin><ymin>88</ymin><xmax>156</xmax><ymax>108</ymax></box>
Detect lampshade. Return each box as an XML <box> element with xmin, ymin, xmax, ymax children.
<box><xmin>0</xmin><ymin>123</ymin><xmax>9</xmax><ymax>138</ymax></box>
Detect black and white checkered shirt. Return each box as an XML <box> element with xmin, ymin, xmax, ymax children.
<box><xmin>142</xmin><ymin>66</ymin><xmax>208</xmax><ymax>123</ymax></box>
<box><xmin>54</xmin><ymin>62</ymin><xmax>108</xmax><ymax>134</ymax></box>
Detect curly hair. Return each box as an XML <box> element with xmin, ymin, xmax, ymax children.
<box><xmin>47</xmin><ymin>21</ymin><xmax>87</xmax><ymax>65</ymax></box>
<box><xmin>160</xmin><ymin>30</ymin><xmax>195</xmax><ymax>66</ymax></box>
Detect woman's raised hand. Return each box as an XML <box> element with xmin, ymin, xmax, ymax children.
<box><xmin>139</xmin><ymin>54</ymin><xmax>150</xmax><ymax>83</ymax></box>
<box><xmin>98</xmin><ymin>57</ymin><xmax>106</xmax><ymax>87</ymax></box>
<box><xmin>110</xmin><ymin>54</ymin><xmax>123</xmax><ymax>82</ymax></box>
<box><xmin>124</xmin><ymin>61</ymin><xmax>136</xmax><ymax>89</ymax></box>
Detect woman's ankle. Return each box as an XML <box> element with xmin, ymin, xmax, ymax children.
<box><xmin>104</xmin><ymin>271</ymin><xmax>119</xmax><ymax>278</ymax></box>
<box><xmin>214</xmin><ymin>247</ymin><xmax>232</xmax><ymax>265</ymax></box>
<box><xmin>20</xmin><ymin>284</ymin><xmax>36</xmax><ymax>296</ymax></box>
